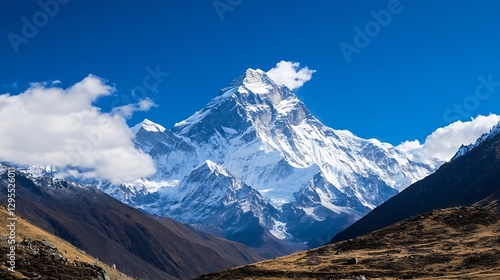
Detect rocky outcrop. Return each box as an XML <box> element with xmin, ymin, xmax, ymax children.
<box><xmin>0</xmin><ymin>237</ymin><xmax>110</xmax><ymax>280</ymax></box>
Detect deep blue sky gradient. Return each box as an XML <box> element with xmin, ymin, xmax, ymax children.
<box><xmin>1</xmin><ymin>0</ymin><xmax>500</xmax><ymax>144</ymax></box>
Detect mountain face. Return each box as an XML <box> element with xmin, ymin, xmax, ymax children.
<box><xmin>99</xmin><ymin>68</ymin><xmax>441</xmax><ymax>249</ymax></box>
<box><xmin>0</xmin><ymin>164</ymin><xmax>262</xmax><ymax>280</ymax></box>
<box><xmin>331</xmin><ymin>121</ymin><xmax>500</xmax><ymax>243</ymax></box>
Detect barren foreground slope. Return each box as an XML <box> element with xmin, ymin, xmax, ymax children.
<box><xmin>197</xmin><ymin>207</ymin><xmax>500</xmax><ymax>280</ymax></box>
<box><xmin>0</xmin><ymin>204</ymin><xmax>134</xmax><ymax>280</ymax></box>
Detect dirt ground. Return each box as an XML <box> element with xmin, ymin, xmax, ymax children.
<box><xmin>196</xmin><ymin>207</ymin><xmax>500</xmax><ymax>280</ymax></box>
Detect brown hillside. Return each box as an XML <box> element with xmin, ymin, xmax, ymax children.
<box><xmin>0</xmin><ymin>203</ymin><xmax>134</xmax><ymax>280</ymax></box>
<box><xmin>196</xmin><ymin>207</ymin><xmax>500</xmax><ymax>280</ymax></box>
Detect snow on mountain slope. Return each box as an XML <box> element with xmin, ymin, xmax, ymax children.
<box><xmin>143</xmin><ymin>69</ymin><xmax>438</xmax><ymax>202</ymax></box>
<box><xmin>452</xmin><ymin>121</ymin><xmax>500</xmax><ymax>160</ymax></box>
<box><xmin>108</xmin><ymin>68</ymin><xmax>443</xmax><ymax>248</ymax></box>
<box><xmin>155</xmin><ymin>161</ymin><xmax>280</xmax><ymax>234</ymax></box>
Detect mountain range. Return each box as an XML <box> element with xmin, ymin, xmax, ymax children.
<box><xmin>196</xmin><ymin>116</ymin><xmax>500</xmax><ymax>280</ymax></box>
<box><xmin>91</xmin><ymin>68</ymin><xmax>442</xmax><ymax>250</ymax></box>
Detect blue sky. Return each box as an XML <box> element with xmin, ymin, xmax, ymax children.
<box><xmin>2</xmin><ymin>0</ymin><xmax>500</xmax><ymax>145</ymax></box>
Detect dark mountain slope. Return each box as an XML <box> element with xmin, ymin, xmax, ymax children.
<box><xmin>0</xmin><ymin>204</ymin><xmax>135</xmax><ymax>280</ymax></box>
<box><xmin>0</xmin><ymin>169</ymin><xmax>262</xmax><ymax>280</ymax></box>
<box><xmin>331</xmin><ymin>129</ymin><xmax>500</xmax><ymax>243</ymax></box>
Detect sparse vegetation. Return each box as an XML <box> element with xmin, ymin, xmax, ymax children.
<box><xmin>196</xmin><ymin>207</ymin><xmax>500</xmax><ymax>279</ymax></box>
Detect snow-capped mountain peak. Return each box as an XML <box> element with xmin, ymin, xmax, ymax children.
<box><xmin>94</xmin><ymin>69</ymin><xmax>444</xmax><ymax>248</ymax></box>
<box><xmin>172</xmin><ymin>68</ymin><xmax>299</xmax><ymax>136</ymax></box>
<box><xmin>217</xmin><ymin>68</ymin><xmax>292</xmax><ymax>105</ymax></box>
<box><xmin>241</xmin><ymin>68</ymin><xmax>276</xmax><ymax>95</ymax></box>
<box><xmin>227</xmin><ymin>68</ymin><xmax>268</xmax><ymax>87</ymax></box>
<box><xmin>131</xmin><ymin>119</ymin><xmax>166</xmax><ymax>134</ymax></box>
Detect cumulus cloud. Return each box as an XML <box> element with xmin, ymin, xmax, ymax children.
<box><xmin>0</xmin><ymin>75</ymin><xmax>156</xmax><ymax>182</ymax></box>
<box><xmin>397</xmin><ymin>114</ymin><xmax>500</xmax><ymax>162</ymax></box>
<box><xmin>266</xmin><ymin>61</ymin><xmax>316</xmax><ymax>90</ymax></box>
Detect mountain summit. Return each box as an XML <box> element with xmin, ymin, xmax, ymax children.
<box><xmin>104</xmin><ymin>69</ymin><xmax>441</xmax><ymax>250</ymax></box>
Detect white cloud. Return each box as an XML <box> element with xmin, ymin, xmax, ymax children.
<box><xmin>112</xmin><ymin>97</ymin><xmax>158</xmax><ymax>118</ymax></box>
<box><xmin>397</xmin><ymin>114</ymin><xmax>500</xmax><ymax>162</ymax></box>
<box><xmin>0</xmin><ymin>75</ymin><xmax>156</xmax><ymax>182</ymax></box>
<box><xmin>266</xmin><ymin>61</ymin><xmax>316</xmax><ymax>90</ymax></box>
